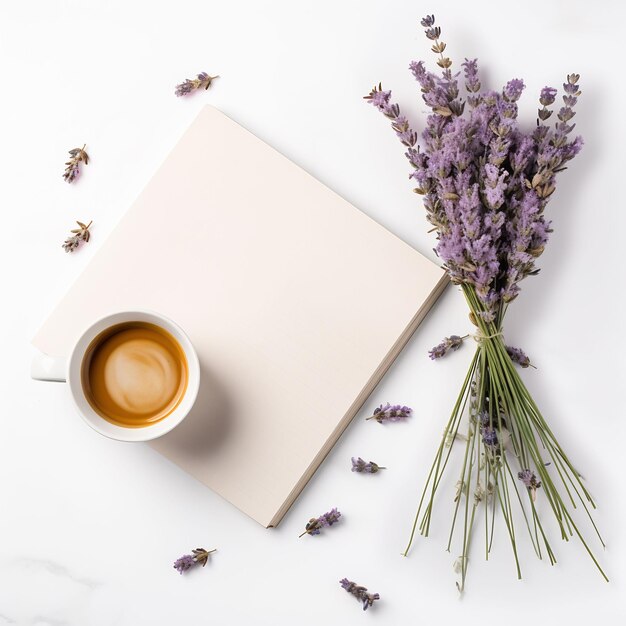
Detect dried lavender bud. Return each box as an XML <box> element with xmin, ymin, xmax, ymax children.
<box><xmin>506</xmin><ymin>345</ymin><xmax>532</xmax><ymax>368</ymax></box>
<box><xmin>299</xmin><ymin>508</ymin><xmax>341</xmax><ymax>537</ymax></box>
<box><xmin>62</xmin><ymin>220</ymin><xmax>92</xmax><ymax>253</ymax></box>
<box><xmin>366</xmin><ymin>403</ymin><xmax>413</xmax><ymax>423</ymax></box>
<box><xmin>518</xmin><ymin>469</ymin><xmax>541</xmax><ymax>501</ymax></box>
<box><xmin>63</xmin><ymin>144</ymin><xmax>89</xmax><ymax>183</ymax></box>
<box><xmin>339</xmin><ymin>578</ymin><xmax>380</xmax><ymax>611</ymax></box>
<box><xmin>175</xmin><ymin>72</ymin><xmax>218</xmax><ymax>97</ymax></box>
<box><xmin>351</xmin><ymin>457</ymin><xmax>385</xmax><ymax>473</ymax></box>
<box><xmin>428</xmin><ymin>334</ymin><xmax>465</xmax><ymax>360</ymax></box>
<box><xmin>173</xmin><ymin>548</ymin><xmax>216</xmax><ymax>574</ymax></box>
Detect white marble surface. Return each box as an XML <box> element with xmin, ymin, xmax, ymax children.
<box><xmin>1</xmin><ymin>0</ymin><xmax>625</xmax><ymax>623</ymax></box>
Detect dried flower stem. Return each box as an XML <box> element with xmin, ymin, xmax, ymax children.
<box><xmin>63</xmin><ymin>144</ymin><xmax>89</xmax><ymax>183</ymax></box>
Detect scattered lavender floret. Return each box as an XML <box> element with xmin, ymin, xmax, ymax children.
<box><xmin>299</xmin><ymin>508</ymin><xmax>341</xmax><ymax>537</ymax></box>
<box><xmin>366</xmin><ymin>403</ymin><xmax>413</xmax><ymax>423</ymax></box>
<box><xmin>429</xmin><ymin>334</ymin><xmax>465</xmax><ymax>359</ymax></box>
<box><xmin>506</xmin><ymin>345</ymin><xmax>533</xmax><ymax>368</ymax></box>
<box><xmin>173</xmin><ymin>548</ymin><xmax>216</xmax><ymax>574</ymax></box>
<box><xmin>340</xmin><ymin>578</ymin><xmax>380</xmax><ymax>611</ymax></box>
<box><xmin>62</xmin><ymin>220</ymin><xmax>92</xmax><ymax>253</ymax></box>
<box><xmin>63</xmin><ymin>144</ymin><xmax>89</xmax><ymax>183</ymax></box>
<box><xmin>175</xmin><ymin>72</ymin><xmax>218</xmax><ymax>97</ymax></box>
<box><xmin>351</xmin><ymin>457</ymin><xmax>385</xmax><ymax>473</ymax></box>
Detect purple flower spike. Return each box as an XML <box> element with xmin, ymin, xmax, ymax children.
<box><xmin>506</xmin><ymin>345</ymin><xmax>533</xmax><ymax>368</ymax></box>
<box><xmin>366</xmin><ymin>403</ymin><xmax>413</xmax><ymax>423</ymax></box>
<box><xmin>299</xmin><ymin>508</ymin><xmax>342</xmax><ymax>537</ymax></box>
<box><xmin>504</xmin><ymin>78</ymin><xmax>525</xmax><ymax>102</ymax></box>
<box><xmin>351</xmin><ymin>457</ymin><xmax>385</xmax><ymax>473</ymax></box>
<box><xmin>429</xmin><ymin>334</ymin><xmax>465</xmax><ymax>360</ymax></box>
<box><xmin>173</xmin><ymin>554</ymin><xmax>195</xmax><ymax>574</ymax></box>
<box><xmin>540</xmin><ymin>86</ymin><xmax>557</xmax><ymax>106</ymax></box>
<box><xmin>340</xmin><ymin>578</ymin><xmax>380</xmax><ymax>611</ymax></box>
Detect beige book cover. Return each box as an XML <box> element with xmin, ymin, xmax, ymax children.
<box><xmin>32</xmin><ymin>106</ymin><xmax>447</xmax><ymax>527</ymax></box>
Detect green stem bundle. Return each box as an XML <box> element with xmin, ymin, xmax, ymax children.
<box><xmin>404</xmin><ymin>284</ymin><xmax>607</xmax><ymax>590</ymax></box>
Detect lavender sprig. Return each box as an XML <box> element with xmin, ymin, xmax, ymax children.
<box><xmin>299</xmin><ymin>508</ymin><xmax>341</xmax><ymax>537</ymax></box>
<box><xmin>351</xmin><ymin>457</ymin><xmax>385</xmax><ymax>473</ymax></box>
<box><xmin>506</xmin><ymin>345</ymin><xmax>534</xmax><ymax>368</ymax></box>
<box><xmin>366</xmin><ymin>403</ymin><xmax>412</xmax><ymax>423</ymax></box>
<box><xmin>173</xmin><ymin>547</ymin><xmax>216</xmax><ymax>574</ymax></box>
<box><xmin>62</xmin><ymin>144</ymin><xmax>88</xmax><ymax>183</ymax></box>
<box><xmin>175</xmin><ymin>72</ymin><xmax>218</xmax><ymax>97</ymax></box>
<box><xmin>429</xmin><ymin>334</ymin><xmax>466</xmax><ymax>359</ymax></box>
<box><xmin>339</xmin><ymin>578</ymin><xmax>380</xmax><ymax>611</ymax></box>
<box><xmin>62</xmin><ymin>220</ymin><xmax>92</xmax><ymax>253</ymax></box>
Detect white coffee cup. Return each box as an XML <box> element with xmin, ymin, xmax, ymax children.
<box><xmin>31</xmin><ymin>310</ymin><xmax>200</xmax><ymax>442</ymax></box>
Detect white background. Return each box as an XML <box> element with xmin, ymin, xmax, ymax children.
<box><xmin>1</xmin><ymin>1</ymin><xmax>625</xmax><ymax>623</ymax></box>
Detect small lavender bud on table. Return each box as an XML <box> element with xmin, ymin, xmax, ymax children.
<box><xmin>173</xmin><ymin>547</ymin><xmax>216</xmax><ymax>574</ymax></box>
<box><xmin>299</xmin><ymin>507</ymin><xmax>341</xmax><ymax>537</ymax></box>
<box><xmin>62</xmin><ymin>220</ymin><xmax>92</xmax><ymax>253</ymax></box>
<box><xmin>175</xmin><ymin>72</ymin><xmax>219</xmax><ymax>97</ymax></box>
<box><xmin>365</xmin><ymin>403</ymin><xmax>412</xmax><ymax>423</ymax></box>
<box><xmin>340</xmin><ymin>578</ymin><xmax>380</xmax><ymax>611</ymax></box>
<box><xmin>428</xmin><ymin>334</ymin><xmax>465</xmax><ymax>360</ymax></box>
<box><xmin>518</xmin><ymin>469</ymin><xmax>542</xmax><ymax>501</ymax></box>
<box><xmin>351</xmin><ymin>457</ymin><xmax>385</xmax><ymax>473</ymax></box>
<box><xmin>62</xmin><ymin>144</ymin><xmax>89</xmax><ymax>183</ymax></box>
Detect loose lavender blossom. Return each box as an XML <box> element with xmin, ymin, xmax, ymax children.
<box><xmin>173</xmin><ymin>547</ymin><xmax>216</xmax><ymax>574</ymax></box>
<box><xmin>506</xmin><ymin>345</ymin><xmax>532</xmax><ymax>368</ymax></box>
<box><xmin>429</xmin><ymin>334</ymin><xmax>464</xmax><ymax>359</ymax></box>
<box><xmin>351</xmin><ymin>457</ymin><xmax>385</xmax><ymax>473</ymax></box>
<box><xmin>62</xmin><ymin>220</ymin><xmax>92</xmax><ymax>253</ymax></box>
<box><xmin>366</xmin><ymin>403</ymin><xmax>413</xmax><ymax>423</ymax></box>
<box><xmin>299</xmin><ymin>508</ymin><xmax>341</xmax><ymax>537</ymax></box>
<box><xmin>62</xmin><ymin>144</ymin><xmax>88</xmax><ymax>183</ymax></box>
<box><xmin>339</xmin><ymin>578</ymin><xmax>380</xmax><ymax>611</ymax></box>
<box><xmin>175</xmin><ymin>72</ymin><xmax>218</xmax><ymax>97</ymax></box>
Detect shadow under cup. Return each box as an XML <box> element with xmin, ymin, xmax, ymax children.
<box><xmin>81</xmin><ymin>321</ymin><xmax>189</xmax><ymax>427</ymax></box>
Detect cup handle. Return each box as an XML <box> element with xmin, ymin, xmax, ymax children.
<box><xmin>31</xmin><ymin>353</ymin><xmax>68</xmax><ymax>382</ymax></box>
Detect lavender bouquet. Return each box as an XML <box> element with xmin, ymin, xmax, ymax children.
<box><xmin>366</xmin><ymin>15</ymin><xmax>606</xmax><ymax>590</ymax></box>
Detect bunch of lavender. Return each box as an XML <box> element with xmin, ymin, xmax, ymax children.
<box><xmin>366</xmin><ymin>14</ymin><xmax>605</xmax><ymax>590</ymax></box>
<box><xmin>299</xmin><ymin>508</ymin><xmax>341</xmax><ymax>537</ymax></box>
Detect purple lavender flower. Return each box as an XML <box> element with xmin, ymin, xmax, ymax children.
<box><xmin>366</xmin><ymin>403</ymin><xmax>413</xmax><ymax>423</ymax></box>
<box><xmin>351</xmin><ymin>457</ymin><xmax>385</xmax><ymax>473</ymax></box>
<box><xmin>540</xmin><ymin>86</ymin><xmax>557</xmax><ymax>106</ymax></box>
<box><xmin>175</xmin><ymin>72</ymin><xmax>218</xmax><ymax>97</ymax></box>
<box><xmin>518</xmin><ymin>469</ymin><xmax>541</xmax><ymax>500</ymax></box>
<box><xmin>428</xmin><ymin>334</ymin><xmax>464</xmax><ymax>360</ymax></box>
<box><xmin>173</xmin><ymin>554</ymin><xmax>195</xmax><ymax>574</ymax></box>
<box><xmin>506</xmin><ymin>345</ymin><xmax>532</xmax><ymax>368</ymax></box>
<box><xmin>173</xmin><ymin>548</ymin><xmax>216</xmax><ymax>574</ymax></box>
<box><xmin>63</xmin><ymin>145</ymin><xmax>88</xmax><ymax>184</ymax></box>
<box><xmin>503</xmin><ymin>78</ymin><xmax>525</xmax><ymax>102</ymax></box>
<box><xmin>340</xmin><ymin>578</ymin><xmax>380</xmax><ymax>611</ymax></box>
<box><xmin>366</xmin><ymin>21</ymin><xmax>583</xmax><ymax>319</ymax></box>
<box><xmin>299</xmin><ymin>508</ymin><xmax>342</xmax><ymax>537</ymax></box>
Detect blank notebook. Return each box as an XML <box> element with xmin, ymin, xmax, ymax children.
<box><xmin>33</xmin><ymin>106</ymin><xmax>447</xmax><ymax>527</ymax></box>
